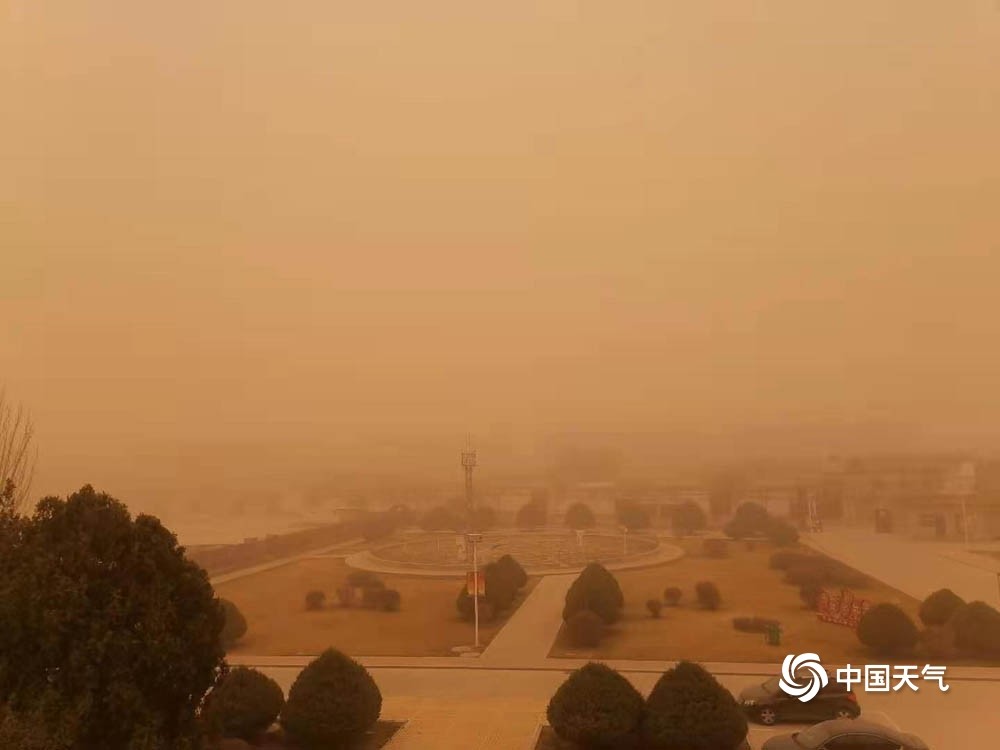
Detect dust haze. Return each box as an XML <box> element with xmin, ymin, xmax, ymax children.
<box><xmin>3</xmin><ymin>3</ymin><xmax>999</xmax><ymax>534</ymax></box>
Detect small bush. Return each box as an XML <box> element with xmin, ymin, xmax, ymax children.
<box><xmin>643</xmin><ymin>661</ymin><xmax>748</xmax><ymax>750</ymax></box>
<box><xmin>671</xmin><ymin>501</ymin><xmax>707</xmax><ymax>537</ymax></box>
<box><xmin>201</xmin><ymin>666</ymin><xmax>284</xmax><ymax>741</ymax></box>
<box><xmin>563</xmin><ymin>562</ymin><xmax>624</xmax><ymax>624</ymax></box>
<box><xmin>702</xmin><ymin>538</ymin><xmax>728</xmax><ymax>558</ymax></box>
<box><xmin>663</xmin><ymin>587</ymin><xmax>682</xmax><ymax>607</ymax></box>
<box><xmin>647</xmin><ymin>599</ymin><xmax>663</xmax><ymax>618</ymax></box>
<box><xmin>732</xmin><ymin>616</ymin><xmax>780</xmax><ymax>633</ymax></box>
<box><xmin>565</xmin><ymin>609</ymin><xmax>606</xmax><ymax>648</ymax></box>
<box><xmin>695</xmin><ymin>581</ymin><xmax>721</xmax><ymax>611</ymax></box>
<box><xmin>361</xmin><ymin>581</ymin><xmax>387</xmax><ymax>609</ymax></box>
<box><xmin>379</xmin><ymin>589</ymin><xmax>401</xmax><ymax>612</ymax></box>
<box><xmin>765</xmin><ymin>517</ymin><xmax>799</xmax><ymax>546</ymax></box>
<box><xmin>304</xmin><ymin>590</ymin><xmax>326</xmax><ymax>611</ymax></box>
<box><xmin>280</xmin><ymin>649</ymin><xmax>381</xmax><ymax>749</ymax></box>
<box><xmin>547</xmin><ymin>663</ymin><xmax>644</xmax><ymax>748</ymax></box>
<box><xmin>949</xmin><ymin>601</ymin><xmax>1000</xmax><ymax>657</ymax></box>
<box><xmin>220</xmin><ymin>599</ymin><xmax>248</xmax><ymax>648</ymax></box>
<box><xmin>799</xmin><ymin>583</ymin><xmax>823</xmax><ymax>610</ymax></box>
<box><xmin>857</xmin><ymin>603</ymin><xmax>919</xmax><ymax>656</ymax></box>
<box><xmin>515</xmin><ymin>501</ymin><xmax>547</xmax><ymax>529</ymax></box>
<box><xmin>496</xmin><ymin>554</ymin><xmax>529</xmax><ymax>590</ymax></box>
<box><xmin>769</xmin><ymin>550</ymin><xmax>813</xmax><ymax>570</ymax></box>
<box><xmin>919</xmin><ymin>588</ymin><xmax>965</xmax><ymax>627</ymax></box>
<box><xmin>346</xmin><ymin>570</ymin><xmax>383</xmax><ymax>589</ymax></box>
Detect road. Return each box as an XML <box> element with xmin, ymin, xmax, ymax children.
<box><xmin>255</xmin><ymin>663</ymin><xmax>995</xmax><ymax>749</ymax></box>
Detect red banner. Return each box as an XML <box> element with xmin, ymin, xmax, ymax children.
<box><xmin>466</xmin><ymin>571</ymin><xmax>485</xmax><ymax>596</ymax></box>
<box><xmin>817</xmin><ymin>588</ymin><xmax>871</xmax><ymax>628</ymax></box>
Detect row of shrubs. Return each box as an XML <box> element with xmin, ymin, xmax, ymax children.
<box><xmin>547</xmin><ymin>661</ymin><xmax>747</xmax><ymax>750</ymax></box>
<box><xmin>854</xmin><ymin>590</ymin><xmax>1000</xmax><ymax>659</ymax></box>
<box><xmin>200</xmin><ymin>649</ymin><xmax>381</xmax><ymax>749</ymax></box>
<box><xmin>455</xmin><ymin>554</ymin><xmax>528</xmax><ymax>623</ymax></box>
<box><xmin>304</xmin><ymin>570</ymin><xmax>402</xmax><ymax>612</ymax></box>
<box><xmin>645</xmin><ymin>582</ymin><xmax>723</xmax><ymax>618</ymax></box>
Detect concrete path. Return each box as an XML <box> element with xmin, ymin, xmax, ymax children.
<box><xmin>805</xmin><ymin>528</ymin><xmax>1000</xmax><ymax>606</ymax></box>
<box><xmin>208</xmin><ymin>538</ymin><xmax>364</xmax><ymax>586</ymax></box>
<box><xmin>479</xmin><ymin>575</ymin><xmax>575</xmax><ymax>663</ymax></box>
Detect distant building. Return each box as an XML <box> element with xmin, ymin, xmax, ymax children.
<box><xmin>825</xmin><ymin>454</ymin><xmax>1000</xmax><ymax>541</ymax></box>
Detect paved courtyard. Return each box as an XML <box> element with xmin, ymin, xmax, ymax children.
<box><xmin>805</xmin><ymin>528</ymin><xmax>1000</xmax><ymax>607</ymax></box>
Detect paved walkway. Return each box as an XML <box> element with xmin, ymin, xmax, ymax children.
<box><xmin>805</xmin><ymin>528</ymin><xmax>1000</xmax><ymax>606</ymax></box>
<box><xmin>209</xmin><ymin>538</ymin><xmax>364</xmax><ymax>586</ymax></box>
<box><xmin>480</xmin><ymin>575</ymin><xmax>575</xmax><ymax>663</ymax></box>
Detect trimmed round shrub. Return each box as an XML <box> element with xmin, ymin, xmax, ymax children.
<box><xmin>201</xmin><ymin>666</ymin><xmax>284</xmax><ymax>741</ymax></box>
<box><xmin>220</xmin><ymin>599</ymin><xmax>248</xmax><ymax>648</ymax></box>
<box><xmin>565</xmin><ymin>502</ymin><xmax>597</xmax><ymax>530</ymax></box>
<box><xmin>496</xmin><ymin>554</ymin><xmax>529</xmax><ymax>590</ymax></box>
<box><xmin>304</xmin><ymin>590</ymin><xmax>326</xmax><ymax>611</ymax></box>
<box><xmin>547</xmin><ymin>663</ymin><xmax>644</xmax><ymax>749</ymax></box>
<box><xmin>617</xmin><ymin>502</ymin><xmax>650</xmax><ymax>531</ymax></box>
<box><xmin>280</xmin><ymin>649</ymin><xmax>381</xmax><ymax>749</ymax></box>
<box><xmin>379</xmin><ymin>589</ymin><xmax>401</xmax><ymax>612</ymax></box>
<box><xmin>647</xmin><ymin>599</ymin><xmax>663</xmax><ymax>618</ymax></box>
<box><xmin>723</xmin><ymin>502</ymin><xmax>770</xmax><ymax>540</ymax></box>
<box><xmin>361</xmin><ymin>580</ymin><xmax>387</xmax><ymax>609</ymax></box>
<box><xmin>663</xmin><ymin>587</ymin><xmax>682</xmax><ymax>607</ymax></box>
<box><xmin>563</xmin><ymin>563</ymin><xmax>624</xmax><ymax>624</ymax></box>
<box><xmin>919</xmin><ymin>588</ymin><xmax>965</xmax><ymax>627</ymax></box>
<box><xmin>671</xmin><ymin>501</ymin><xmax>707</xmax><ymax>537</ymax></box>
<box><xmin>949</xmin><ymin>601</ymin><xmax>1000</xmax><ymax>657</ymax></box>
<box><xmin>643</xmin><ymin>661</ymin><xmax>748</xmax><ymax>750</ymax></box>
<box><xmin>695</xmin><ymin>581</ymin><xmax>721</xmax><ymax>611</ymax></box>
<box><xmin>565</xmin><ymin>610</ymin><xmax>605</xmax><ymax>648</ymax></box>
<box><xmin>765</xmin><ymin>517</ymin><xmax>799</xmax><ymax>546</ymax></box>
<box><xmin>702</xmin><ymin>538</ymin><xmax>728</xmax><ymax>558</ymax></box>
<box><xmin>799</xmin><ymin>583</ymin><xmax>823</xmax><ymax>610</ymax></box>
<box><xmin>857</xmin><ymin>603</ymin><xmax>919</xmax><ymax>656</ymax></box>
<box><xmin>346</xmin><ymin>570</ymin><xmax>383</xmax><ymax>588</ymax></box>
<box><xmin>484</xmin><ymin>561</ymin><xmax>518</xmax><ymax>612</ymax></box>
<box><xmin>918</xmin><ymin>625</ymin><xmax>959</xmax><ymax>661</ymax></box>
<box><xmin>515</xmin><ymin>501</ymin><xmax>547</xmax><ymax>529</ymax></box>
<box><xmin>784</xmin><ymin>561</ymin><xmax>827</xmax><ymax>587</ymax></box>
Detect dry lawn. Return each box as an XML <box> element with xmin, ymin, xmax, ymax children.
<box><xmin>550</xmin><ymin>539</ymin><xmax>921</xmax><ymax>663</ymax></box>
<box><xmin>216</xmin><ymin>556</ymin><xmax>536</xmax><ymax>656</ymax></box>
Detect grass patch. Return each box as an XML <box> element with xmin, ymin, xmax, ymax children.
<box><xmin>549</xmin><ymin>539</ymin><xmax>922</xmax><ymax>663</ymax></box>
<box><xmin>216</xmin><ymin>556</ymin><xmax>536</xmax><ymax>656</ymax></box>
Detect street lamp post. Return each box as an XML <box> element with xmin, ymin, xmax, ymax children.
<box><xmin>467</xmin><ymin>532</ymin><xmax>483</xmax><ymax>649</ymax></box>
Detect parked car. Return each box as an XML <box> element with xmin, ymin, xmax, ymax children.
<box><xmin>761</xmin><ymin>718</ymin><xmax>929</xmax><ymax>749</ymax></box>
<box><xmin>739</xmin><ymin>675</ymin><xmax>860</xmax><ymax>725</ymax></box>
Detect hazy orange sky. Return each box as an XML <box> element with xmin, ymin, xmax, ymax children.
<box><xmin>2</xmin><ymin>3</ymin><xmax>999</xmax><ymax>498</ymax></box>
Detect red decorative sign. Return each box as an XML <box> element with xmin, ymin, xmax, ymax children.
<box><xmin>466</xmin><ymin>571</ymin><xmax>485</xmax><ymax>596</ymax></box>
<box><xmin>817</xmin><ymin>588</ymin><xmax>871</xmax><ymax>628</ymax></box>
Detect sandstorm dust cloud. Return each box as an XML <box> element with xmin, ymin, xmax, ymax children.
<box><xmin>2</xmin><ymin>2</ymin><xmax>999</xmax><ymax>515</ymax></box>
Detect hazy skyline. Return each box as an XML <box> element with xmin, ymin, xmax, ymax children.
<box><xmin>3</xmin><ymin>3</ymin><xmax>1000</xmax><ymax>501</ymax></box>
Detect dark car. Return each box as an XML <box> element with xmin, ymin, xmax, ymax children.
<box><xmin>761</xmin><ymin>718</ymin><xmax>929</xmax><ymax>750</ymax></box>
<box><xmin>739</xmin><ymin>675</ymin><xmax>860</xmax><ymax>725</ymax></box>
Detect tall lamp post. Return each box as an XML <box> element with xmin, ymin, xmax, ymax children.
<box><xmin>467</xmin><ymin>531</ymin><xmax>483</xmax><ymax>648</ymax></box>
